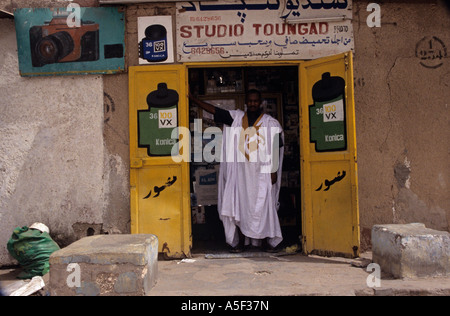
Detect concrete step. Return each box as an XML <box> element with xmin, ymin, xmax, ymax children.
<box><xmin>49</xmin><ymin>234</ymin><xmax>158</xmax><ymax>296</ymax></box>
<box><xmin>372</xmin><ymin>223</ymin><xmax>450</xmax><ymax>279</ymax></box>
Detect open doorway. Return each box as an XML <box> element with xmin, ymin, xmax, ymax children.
<box><xmin>188</xmin><ymin>65</ymin><xmax>301</xmax><ymax>253</ymax></box>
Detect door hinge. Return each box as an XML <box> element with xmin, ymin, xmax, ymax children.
<box><xmin>130</xmin><ymin>158</ymin><xmax>143</xmax><ymax>168</ymax></box>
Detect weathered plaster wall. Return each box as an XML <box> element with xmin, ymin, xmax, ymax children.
<box><xmin>0</xmin><ymin>0</ymin><xmax>131</xmax><ymax>266</ymax></box>
<box><xmin>0</xmin><ymin>0</ymin><xmax>98</xmax><ymax>12</ymax></box>
<box><xmin>102</xmin><ymin>73</ymin><xmax>130</xmax><ymax>236</ymax></box>
<box><xmin>123</xmin><ymin>1</ymin><xmax>450</xmax><ymax>252</ymax></box>
<box><xmin>1</xmin><ymin>0</ymin><xmax>448</xmax><ymax>264</ymax></box>
<box><xmin>353</xmin><ymin>0</ymin><xmax>450</xmax><ymax>250</ymax></box>
<box><xmin>0</xmin><ymin>18</ymin><xmax>107</xmax><ymax>265</ymax></box>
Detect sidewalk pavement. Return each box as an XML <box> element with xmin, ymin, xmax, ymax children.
<box><xmin>148</xmin><ymin>251</ymin><xmax>450</xmax><ymax>296</ymax></box>
<box><xmin>1</xmin><ymin>251</ymin><xmax>449</xmax><ymax>296</ymax></box>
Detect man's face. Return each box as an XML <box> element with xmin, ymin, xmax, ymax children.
<box><xmin>247</xmin><ymin>93</ymin><xmax>262</xmax><ymax>113</ymax></box>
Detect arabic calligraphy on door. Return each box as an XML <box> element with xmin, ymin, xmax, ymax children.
<box><xmin>143</xmin><ymin>176</ymin><xmax>178</xmax><ymax>199</ymax></box>
<box><xmin>315</xmin><ymin>170</ymin><xmax>346</xmax><ymax>191</ymax></box>
<box><xmin>177</xmin><ymin>0</ymin><xmax>354</xmax><ymax>62</ymax></box>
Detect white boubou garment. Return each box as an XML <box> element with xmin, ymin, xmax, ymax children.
<box><xmin>217</xmin><ymin>109</ymin><xmax>284</xmax><ymax>248</ymax></box>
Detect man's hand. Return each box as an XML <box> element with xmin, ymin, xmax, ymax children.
<box><xmin>189</xmin><ymin>93</ymin><xmax>216</xmax><ymax>114</ymax></box>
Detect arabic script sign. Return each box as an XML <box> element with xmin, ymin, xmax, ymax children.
<box><xmin>176</xmin><ymin>0</ymin><xmax>353</xmax><ymax>62</ymax></box>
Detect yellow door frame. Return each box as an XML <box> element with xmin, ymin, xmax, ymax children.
<box><xmin>129</xmin><ymin>52</ymin><xmax>359</xmax><ymax>258</ymax></box>
<box><xmin>129</xmin><ymin>65</ymin><xmax>191</xmax><ymax>259</ymax></box>
<box><xmin>299</xmin><ymin>52</ymin><xmax>360</xmax><ymax>257</ymax></box>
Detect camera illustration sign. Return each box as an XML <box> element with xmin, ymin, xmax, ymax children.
<box><xmin>14</xmin><ymin>7</ymin><xmax>125</xmax><ymax>77</ymax></box>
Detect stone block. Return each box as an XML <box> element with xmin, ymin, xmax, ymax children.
<box><xmin>372</xmin><ymin>223</ymin><xmax>450</xmax><ymax>279</ymax></box>
<box><xmin>49</xmin><ymin>234</ymin><xmax>158</xmax><ymax>296</ymax></box>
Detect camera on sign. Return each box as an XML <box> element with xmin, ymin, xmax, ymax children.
<box><xmin>29</xmin><ymin>16</ymin><xmax>100</xmax><ymax>67</ymax></box>
<box><xmin>139</xmin><ymin>24</ymin><xmax>168</xmax><ymax>62</ymax></box>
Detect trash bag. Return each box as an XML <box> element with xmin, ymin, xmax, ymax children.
<box><xmin>7</xmin><ymin>226</ymin><xmax>60</xmax><ymax>279</ymax></box>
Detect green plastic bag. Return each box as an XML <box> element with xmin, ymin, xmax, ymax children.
<box><xmin>7</xmin><ymin>226</ymin><xmax>60</xmax><ymax>279</ymax></box>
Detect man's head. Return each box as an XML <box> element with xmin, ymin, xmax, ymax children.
<box><xmin>246</xmin><ymin>89</ymin><xmax>262</xmax><ymax>113</ymax></box>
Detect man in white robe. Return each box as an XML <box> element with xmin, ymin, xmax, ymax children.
<box><xmin>190</xmin><ymin>90</ymin><xmax>284</xmax><ymax>252</ymax></box>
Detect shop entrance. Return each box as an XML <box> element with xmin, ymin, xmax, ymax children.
<box><xmin>188</xmin><ymin>65</ymin><xmax>301</xmax><ymax>252</ymax></box>
<box><xmin>129</xmin><ymin>52</ymin><xmax>360</xmax><ymax>259</ymax></box>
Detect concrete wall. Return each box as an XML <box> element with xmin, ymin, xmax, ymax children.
<box><xmin>0</xmin><ymin>15</ymin><xmax>129</xmax><ymax>265</ymax></box>
<box><xmin>121</xmin><ymin>0</ymin><xmax>450</xmax><ymax>251</ymax></box>
<box><xmin>353</xmin><ymin>0</ymin><xmax>450</xmax><ymax>249</ymax></box>
<box><xmin>0</xmin><ymin>17</ymin><xmax>98</xmax><ymax>264</ymax></box>
<box><xmin>0</xmin><ymin>0</ymin><xmax>130</xmax><ymax>266</ymax></box>
<box><xmin>0</xmin><ymin>0</ymin><xmax>448</xmax><ymax>265</ymax></box>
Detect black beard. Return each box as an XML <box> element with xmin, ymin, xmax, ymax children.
<box><xmin>247</xmin><ymin>107</ymin><xmax>262</xmax><ymax>126</ymax></box>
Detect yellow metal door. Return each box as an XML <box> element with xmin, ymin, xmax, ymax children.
<box><xmin>129</xmin><ymin>65</ymin><xmax>191</xmax><ymax>259</ymax></box>
<box><xmin>300</xmin><ymin>52</ymin><xmax>360</xmax><ymax>258</ymax></box>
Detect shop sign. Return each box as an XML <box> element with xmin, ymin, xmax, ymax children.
<box><xmin>309</xmin><ymin>72</ymin><xmax>347</xmax><ymax>152</ymax></box>
<box><xmin>176</xmin><ymin>0</ymin><xmax>354</xmax><ymax>62</ymax></box>
<box><xmin>138</xmin><ymin>16</ymin><xmax>175</xmax><ymax>64</ymax></box>
<box><xmin>138</xmin><ymin>83</ymin><xmax>179</xmax><ymax>156</ymax></box>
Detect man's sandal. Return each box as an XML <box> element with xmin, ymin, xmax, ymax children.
<box><xmin>229</xmin><ymin>245</ymin><xmax>244</xmax><ymax>253</ymax></box>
